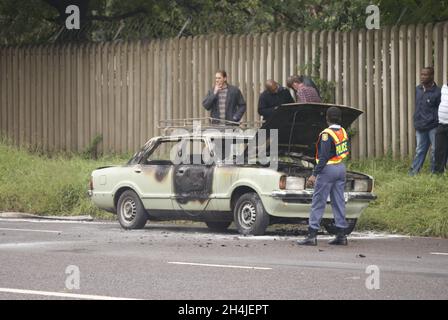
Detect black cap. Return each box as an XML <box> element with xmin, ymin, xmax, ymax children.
<box><xmin>327</xmin><ymin>107</ymin><xmax>342</xmax><ymax>124</ymax></box>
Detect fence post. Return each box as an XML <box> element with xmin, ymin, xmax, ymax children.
<box><xmin>399</xmin><ymin>25</ymin><xmax>409</xmax><ymax>159</ymax></box>
<box><xmin>382</xmin><ymin>26</ymin><xmax>391</xmax><ymax>156</ymax></box>
<box><xmin>407</xmin><ymin>25</ymin><xmax>416</xmax><ymax>157</ymax></box>
<box><xmin>374</xmin><ymin>29</ymin><xmax>383</xmax><ymax>158</ymax></box>
<box><xmin>357</xmin><ymin>29</ymin><xmax>367</xmax><ymax>159</ymax></box>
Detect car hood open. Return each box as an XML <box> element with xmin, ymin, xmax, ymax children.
<box><xmin>260</xmin><ymin>103</ymin><xmax>363</xmax><ymax>159</ymax></box>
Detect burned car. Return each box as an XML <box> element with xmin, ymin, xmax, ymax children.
<box><xmin>89</xmin><ymin>103</ymin><xmax>376</xmax><ymax>236</ymax></box>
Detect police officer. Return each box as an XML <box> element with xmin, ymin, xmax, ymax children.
<box><xmin>298</xmin><ymin>107</ymin><xmax>349</xmax><ymax>246</ymax></box>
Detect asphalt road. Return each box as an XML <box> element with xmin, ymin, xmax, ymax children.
<box><xmin>0</xmin><ymin>218</ymin><xmax>447</xmax><ymax>300</ymax></box>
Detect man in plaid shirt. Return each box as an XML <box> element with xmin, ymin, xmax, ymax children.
<box><xmin>287</xmin><ymin>75</ymin><xmax>322</xmax><ymax>103</ymax></box>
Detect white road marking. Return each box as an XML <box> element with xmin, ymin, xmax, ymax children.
<box><xmin>168</xmin><ymin>261</ymin><xmax>272</xmax><ymax>270</ymax></box>
<box><xmin>238</xmin><ymin>232</ymin><xmax>410</xmax><ymax>241</ymax></box>
<box><xmin>344</xmin><ymin>276</ymin><xmax>361</xmax><ymax>280</ymax></box>
<box><xmin>0</xmin><ymin>241</ymin><xmax>85</xmax><ymax>249</ymax></box>
<box><xmin>0</xmin><ymin>287</ymin><xmax>139</xmax><ymax>300</ymax></box>
<box><xmin>430</xmin><ymin>252</ymin><xmax>448</xmax><ymax>256</ymax></box>
<box><xmin>0</xmin><ymin>227</ymin><xmax>61</xmax><ymax>234</ymax></box>
<box><xmin>0</xmin><ymin>218</ymin><xmax>115</xmax><ymax>225</ymax></box>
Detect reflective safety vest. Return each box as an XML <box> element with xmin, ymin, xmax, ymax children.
<box><xmin>315</xmin><ymin>127</ymin><xmax>349</xmax><ymax>164</ymax></box>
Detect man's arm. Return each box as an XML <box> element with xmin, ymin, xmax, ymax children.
<box><xmin>312</xmin><ymin>137</ymin><xmax>332</xmax><ymax>176</ymax></box>
<box><xmin>436</xmin><ymin>88</ymin><xmax>442</xmax><ymax>107</ymax></box>
<box><xmin>258</xmin><ymin>93</ymin><xmax>275</xmax><ymax>118</ymax></box>
<box><xmin>281</xmin><ymin>89</ymin><xmax>295</xmax><ymax>104</ymax></box>
<box><xmin>233</xmin><ymin>89</ymin><xmax>247</xmax><ymax>121</ymax></box>
<box><xmin>258</xmin><ymin>93</ymin><xmax>267</xmax><ymax>116</ymax></box>
<box><xmin>202</xmin><ymin>89</ymin><xmax>217</xmax><ymax>111</ymax></box>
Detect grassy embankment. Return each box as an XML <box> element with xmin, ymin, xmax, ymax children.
<box><xmin>1</xmin><ymin>140</ymin><xmax>447</xmax><ymax>237</ymax></box>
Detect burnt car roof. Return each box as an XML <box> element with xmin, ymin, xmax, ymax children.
<box><xmin>261</xmin><ymin>102</ymin><xmax>363</xmax><ymax>158</ymax></box>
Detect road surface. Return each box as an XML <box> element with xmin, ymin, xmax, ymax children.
<box><xmin>0</xmin><ymin>218</ymin><xmax>447</xmax><ymax>300</ymax></box>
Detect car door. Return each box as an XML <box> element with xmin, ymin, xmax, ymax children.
<box><xmin>172</xmin><ymin>138</ymin><xmax>214</xmax><ymax>212</ymax></box>
<box><xmin>131</xmin><ymin>138</ymin><xmax>181</xmax><ymax>210</ymax></box>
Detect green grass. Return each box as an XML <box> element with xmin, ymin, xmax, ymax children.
<box><xmin>0</xmin><ymin>139</ymin><xmax>130</xmax><ymax>220</ymax></box>
<box><xmin>0</xmin><ymin>140</ymin><xmax>447</xmax><ymax>237</ymax></box>
<box><xmin>348</xmin><ymin>157</ymin><xmax>448</xmax><ymax>238</ymax></box>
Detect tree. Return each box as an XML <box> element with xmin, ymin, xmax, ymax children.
<box><xmin>378</xmin><ymin>0</ymin><xmax>448</xmax><ymax>25</ymax></box>
<box><xmin>0</xmin><ymin>0</ymin><xmax>447</xmax><ymax>45</ymax></box>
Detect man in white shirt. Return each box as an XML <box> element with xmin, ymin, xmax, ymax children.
<box><xmin>434</xmin><ymin>82</ymin><xmax>448</xmax><ymax>174</ymax></box>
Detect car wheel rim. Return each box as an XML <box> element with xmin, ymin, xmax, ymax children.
<box><xmin>121</xmin><ymin>198</ymin><xmax>137</xmax><ymax>222</ymax></box>
<box><xmin>239</xmin><ymin>201</ymin><xmax>256</xmax><ymax>229</ymax></box>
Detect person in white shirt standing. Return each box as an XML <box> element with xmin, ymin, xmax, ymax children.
<box><xmin>434</xmin><ymin>82</ymin><xmax>448</xmax><ymax>174</ymax></box>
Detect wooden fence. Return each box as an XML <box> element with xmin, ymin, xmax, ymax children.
<box><xmin>1</xmin><ymin>22</ymin><xmax>448</xmax><ymax>159</ymax></box>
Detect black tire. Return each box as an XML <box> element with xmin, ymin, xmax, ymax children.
<box><xmin>322</xmin><ymin>218</ymin><xmax>357</xmax><ymax>235</ymax></box>
<box><xmin>205</xmin><ymin>221</ymin><xmax>232</xmax><ymax>232</ymax></box>
<box><xmin>117</xmin><ymin>190</ymin><xmax>148</xmax><ymax>230</ymax></box>
<box><xmin>233</xmin><ymin>192</ymin><xmax>270</xmax><ymax>236</ymax></box>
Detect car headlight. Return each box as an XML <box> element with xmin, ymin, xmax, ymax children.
<box><xmin>286</xmin><ymin>177</ymin><xmax>305</xmax><ymax>190</ymax></box>
<box><xmin>353</xmin><ymin>179</ymin><xmax>373</xmax><ymax>192</ymax></box>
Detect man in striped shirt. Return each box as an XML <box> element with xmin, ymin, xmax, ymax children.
<box><xmin>202</xmin><ymin>70</ymin><xmax>246</xmax><ymax>124</ymax></box>
<box><xmin>434</xmin><ymin>82</ymin><xmax>448</xmax><ymax>174</ymax></box>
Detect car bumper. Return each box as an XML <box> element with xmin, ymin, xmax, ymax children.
<box><xmin>89</xmin><ymin>191</ymin><xmax>115</xmax><ymax>212</ymax></box>
<box><xmin>261</xmin><ymin>190</ymin><xmax>376</xmax><ymax>219</ymax></box>
<box><xmin>271</xmin><ymin>190</ymin><xmax>377</xmax><ymax>201</ymax></box>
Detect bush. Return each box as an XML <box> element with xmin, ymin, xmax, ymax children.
<box><xmin>0</xmin><ymin>140</ymin><xmax>128</xmax><ymax>219</ymax></box>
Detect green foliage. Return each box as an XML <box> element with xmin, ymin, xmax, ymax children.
<box><xmin>349</xmin><ymin>157</ymin><xmax>448</xmax><ymax>238</ymax></box>
<box><xmin>82</xmin><ymin>134</ymin><xmax>103</xmax><ymax>160</ymax></box>
<box><xmin>0</xmin><ymin>139</ymin><xmax>128</xmax><ymax>219</ymax></box>
<box><xmin>2</xmin><ymin>0</ymin><xmax>447</xmax><ymax>45</ymax></box>
<box><xmin>378</xmin><ymin>0</ymin><xmax>448</xmax><ymax>25</ymax></box>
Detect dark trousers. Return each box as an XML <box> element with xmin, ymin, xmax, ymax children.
<box><xmin>434</xmin><ymin>124</ymin><xmax>448</xmax><ymax>174</ymax></box>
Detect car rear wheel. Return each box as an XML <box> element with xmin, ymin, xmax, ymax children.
<box><xmin>322</xmin><ymin>218</ymin><xmax>357</xmax><ymax>235</ymax></box>
<box><xmin>205</xmin><ymin>221</ymin><xmax>232</xmax><ymax>232</ymax></box>
<box><xmin>117</xmin><ymin>190</ymin><xmax>148</xmax><ymax>230</ymax></box>
<box><xmin>234</xmin><ymin>192</ymin><xmax>269</xmax><ymax>236</ymax></box>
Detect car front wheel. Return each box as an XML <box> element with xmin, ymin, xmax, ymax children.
<box><xmin>234</xmin><ymin>192</ymin><xmax>269</xmax><ymax>236</ymax></box>
<box><xmin>117</xmin><ymin>190</ymin><xmax>148</xmax><ymax>230</ymax></box>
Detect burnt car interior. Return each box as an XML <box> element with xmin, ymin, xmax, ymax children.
<box><xmin>172</xmin><ymin>139</ymin><xmax>214</xmax><ymax>203</ymax></box>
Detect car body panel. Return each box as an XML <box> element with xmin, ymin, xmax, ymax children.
<box><xmin>90</xmin><ymin>103</ymin><xmax>376</xmax><ymax>225</ymax></box>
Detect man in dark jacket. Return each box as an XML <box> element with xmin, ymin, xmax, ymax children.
<box><xmin>202</xmin><ymin>70</ymin><xmax>246</xmax><ymax>124</ymax></box>
<box><xmin>409</xmin><ymin>67</ymin><xmax>441</xmax><ymax>175</ymax></box>
<box><xmin>258</xmin><ymin>80</ymin><xmax>294</xmax><ymax>122</ymax></box>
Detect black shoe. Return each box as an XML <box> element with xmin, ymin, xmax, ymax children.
<box><xmin>297</xmin><ymin>227</ymin><xmax>318</xmax><ymax>246</ymax></box>
<box><xmin>328</xmin><ymin>227</ymin><xmax>348</xmax><ymax>245</ymax></box>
